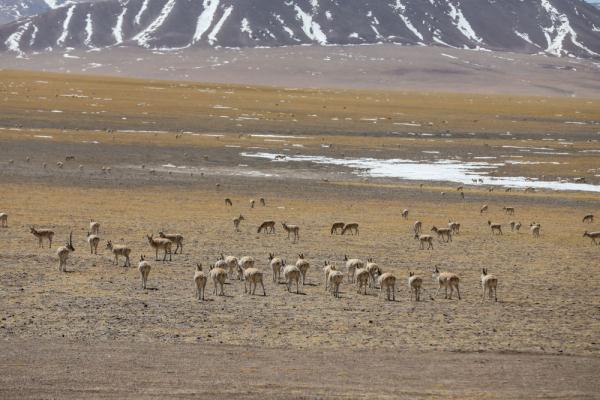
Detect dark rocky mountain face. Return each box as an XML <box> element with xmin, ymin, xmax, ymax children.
<box><xmin>1</xmin><ymin>0</ymin><xmax>599</xmax><ymax>58</ymax></box>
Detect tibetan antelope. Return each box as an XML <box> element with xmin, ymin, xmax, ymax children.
<box><xmin>408</xmin><ymin>272</ymin><xmax>423</xmax><ymax>301</ymax></box>
<box><xmin>0</xmin><ymin>212</ymin><xmax>8</xmax><ymax>228</ymax></box>
<box><xmin>355</xmin><ymin>268</ymin><xmax>370</xmax><ymax>295</ymax></box>
<box><xmin>138</xmin><ymin>255</ymin><xmax>151</xmax><ymax>290</ymax></box>
<box><xmin>106</xmin><ymin>240</ymin><xmax>131</xmax><ymax>267</ymax></box>
<box><xmin>378</xmin><ymin>273</ymin><xmax>396</xmax><ymax>301</ymax></box>
<box><xmin>583</xmin><ymin>214</ymin><xmax>594</xmax><ymax>223</ymax></box>
<box><xmin>283</xmin><ymin>260</ymin><xmax>302</xmax><ymax>294</ymax></box>
<box><xmin>341</xmin><ymin>223</ymin><xmax>359</xmax><ymax>235</ymax></box>
<box><xmin>480</xmin><ymin>205</ymin><xmax>488</xmax><ymax>214</ymax></box>
<box><xmin>220</xmin><ymin>254</ymin><xmax>239</xmax><ymax>279</ymax></box>
<box><xmin>432</xmin><ymin>266</ymin><xmax>460</xmax><ymax>300</ymax></box>
<box><xmin>146</xmin><ymin>235</ymin><xmax>172</xmax><ymax>262</ymax></box>
<box><xmin>415</xmin><ymin>234</ymin><xmax>434</xmax><ymax>250</ymax></box>
<box><xmin>488</xmin><ymin>221</ymin><xmax>503</xmax><ymax>235</ymax></box>
<box><xmin>481</xmin><ymin>268</ymin><xmax>498</xmax><ymax>302</ymax></box>
<box><xmin>89</xmin><ymin>220</ymin><xmax>100</xmax><ymax>235</ymax></box>
<box><xmin>158</xmin><ymin>231</ymin><xmax>184</xmax><ymax>254</ymax></box>
<box><xmin>529</xmin><ymin>222</ymin><xmax>541</xmax><ymax>237</ymax></box>
<box><xmin>282</xmin><ymin>222</ymin><xmax>299</xmax><ymax>243</ymax></box>
<box><xmin>583</xmin><ymin>231</ymin><xmax>600</xmax><ymax>245</ymax></box>
<box><xmin>366</xmin><ymin>258</ymin><xmax>381</xmax><ymax>288</ymax></box>
<box><xmin>224</xmin><ymin>198</ymin><xmax>233</xmax><ymax>206</ymax></box>
<box><xmin>30</xmin><ymin>227</ymin><xmax>54</xmax><ymax>248</ymax></box>
<box><xmin>56</xmin><ymin>232</ymin><xmax>75</xmax><ymax>272</ymax></box>
<box><xmin>328</xmin><ymin>270</ymin><xmax>344</xmax><ymax>298</ymax></box>
<box><xmin>209</xmin><ymin>264</ymin><xmax>227</xmax><ymax>296</ymax></box>
<box><xmin>250</xmin><ymin>199</ymin><xmax>255</xmax><ymax>208</ymax></box>
<box><xmin>503</xmin><ymin>206</ymin><xmax>515</xmax><ymax>215</ymax></box>
<box><xmin>86</xmin><ymin>232</ymin><xmax>100</xmax><ymax>254</ymax></box>
<box><xmin>330</xmin><ymin>222</ymin><xmax>345</xmax><ymax>235</ymax></box>
<box><xmin>257</xmin><ymin>220</ymin><xmax>276</xmax><ymax>234</ymax></box>
<box><xmin>413</xmin><ymin>221</ymin><xmax>422</xmax><ymax>235</ymax></box>
<box><xmin>344</xmin><ymin>255</ymin><xmax>364</xmax><ymax>283</ymax></box>
<box><xmin>269</xmin><ymin>253</ymin><xmax>283</xmax><ymax>283</ymax></box>
<box><xmin>259</xmin><ymin>198</ymin><xmax>266</xmax><ymax>206</ymax></box>
<box><xmin>233</xmin><ymin>215</ymin><xmax>245</xmax><ymax>231</ymax></box>
<box><xmin>244</xmin><ymin>268</ymin><xmax>266</xmax><ymax>296</ymax></box>
<box><xmin>431</xmin><ymin>226</ymin><xmax>452</xmax><ymax>242</ymax></box>
<box><xmin>323</xmin><ymin>261</ymin><xmax>336</xmax><ymax>291</ymax></box>
<box><xmin>448</xmin><ymin>220</ymin><xmax>460</xmax><ymax>234</ymax></box>
<box><xmin>194</xmin><ymin>263</ymin><xmax>207</xmax><ymax>300</ymax></box>
<box><xmin>401</xmin><ymin>209</ymin><xmax>409</xmax><ymax>219</ymax></box>
<box><xmin>296</xmin><ymin>253</ymin><xmax>310</xmax><ymax>285</ymax></box>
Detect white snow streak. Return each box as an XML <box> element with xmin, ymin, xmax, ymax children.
<box><xmin>84</xmin><ymin>13</ymin><xmax>93</xmax><ymax>46</ymax></box>
<box><xmin>57</xmin><ymin>5</ymin><xmax>75</xmax><ymax>46</ymax></box>
<box><xmin>4</xmin><ymin>21</ymin><xmax>31</xmax><ymax>56</ymax></box>
<box><xmin>293</xmin><ymin>4</ymin><xmax>327</xmax><ymax>45</ymax></box>
<box><xmin>540</xmin><ymin>0</ymin><xmax>598</xmax><ymax>57</ymax></box>
<box><xmin>241</xmin><ymin>17</ymin><xmax>253</xmax><ymax>38</ymax></box>
<box><xmin>515</xmin><ymin>31</ymin><xmax>539</xmax><ymax>47</ymax></box>
<box><xmin>208</xmin><ymin>5</ymin><xmax>233</xmax><ymax>45</ymax></box>
<box><xmin>447</xmin><ymin>2</ymin><xmax>482</xmax><ymax>43</ymax></box>
<box><xmin>392</xmin><ymin>0</ymin><xmax>423</xmax><ymax>41</ymax></box>
<box><xmin>113</xmin><ymin>7</ymin><xmax>127</xmax><ymax>44</ymax></box>
<box><xmin>133</xmin><ymin>0</ymin><xmax>176</xmax><ymax>47</ymax></box>
<box><xmin>134</xmin><ymin>0</ymin><xmax>150</xmax><ymax>25</ymax></box>
<box><xmin>29</xmin><ymin>24</ymin><xmax>38</xmax><ymax>46</ymax></box>
<box><xmin>192</xmin><ymin>0</ymin><xmax>220</xmax><ymax>43</ymax></box>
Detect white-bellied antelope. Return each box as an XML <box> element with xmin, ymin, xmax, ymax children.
<box><xmin>146</xmin><ymin>234</ymin><xmax>172</xmax><ymax>262</ymax></box>
<box><xmin>56</xmin><ymin>232</ymin><xmax>75</xmax><ymax>272</ymax></box>
<box><xmin>341</xmin><ymin>223</ymin><xmax>359</xmax><ymax>235</ymax></box>
<box><xmin>30</xmin><ymin>227</ymin><xmax>54</xmax><ymax>248</ymax></box>
<box><xmin>106</xmin><ymin>240</ymin><xmax>131</xmax><ymax>267</ymax></box>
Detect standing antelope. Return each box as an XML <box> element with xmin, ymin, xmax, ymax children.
<box><xmin>366</xmin><ymin>258</ymin><xmax>381</xmax><ymax>288</ymax></box>
<box><xmin>481</xmin><ymin>268</ymin><xmax>498</xmax><ymax>302</ymax></box>
<box><xmin>138</xmin><ymin>255</ymin><xmax>151</xmax><ymax>290</ymax></box>
<box><xmin>283</xmin><ymin>260</ymin><xmax>302</xmax><ymax>294</ymax></box>
<box><xmin>106</xmin><ymin>240</ymin><xmax>131</xmax><ymax>267</ymax></box>
<box><xmin>583</xmin><ymin>231</ymin><xmax>600</xmax><ymax>245</ymax></box>
<box><xmin>330</xmin><ymin>222</ymin><xmax>345</xmax><ymax>235</ymax></box>
<box><xmin>415</xmin><ymin>234</ymin><xmax>434</xmax><ymax>250</ymax></box>
<box><xmin>295</xmin><ymin>253</ymin><xmax>310</xmax><ymax>285</ymax></box>
<box><xmin>30</xmin><ymin>227</ymin><xmax>54</xmax><ymax>248</ymax></box>
<box><xmin>233</xmin><ymin>215</ymin><xmax>245</xmax><ymax>232</ymax></box>
<box><xmin>378</xmin><ymin>273</ymin><xmax>396</xmax><ymax>301</ymax></box>
<box><xmin>89</xmin><ymin>220</ymin><xmax>100</xmax><ymax>235</ymax></box>
<box><xmin>432</xmin><ymin>266</ymin><xmax>460</xmax><ymax>300</ymax></box>
<box><xmin>56</xmin><ymin>232</ymin><xmax>75</xmax><ymax>272</ymax></box>
<box><xmin>431</xmin><ymin>226</ymin><xmax>452</xmax><ymax>242</ymax></box>
<box><xmin>209</xmin><ymin>264</ymin><xmax>227</xmax><ymax>296</ymax></box>
<box><xmin>323</xmin><ymin>261</ymin><xmax>336</xmax><ymax>290</ymax></box>
<box><xmin>530</xmin><ymin>222</ymin><xmax>541</xmax><ymax>237</ymax></box>
<box><xmin>244</xmin><ymin>268</ymin><xmax>266</xmax><ymax>296</ymax></box>
<box><xmin>194</xmin><ymin>263</ymin><xmax>207</xmax><ymax>300</ymax></box>
<box><xmin>0</xmin><ymin>212</ymin><xmax>8</xmax><ymax>228</ymax></box>
<box><xmin>250</xmin><ymin>199</ymin><xmax>255</xmax><ymax>208</ymax></box>
<box><xmin>220</xmin><ymin>254</ymin><xmax>239</xmax><ymax>279</ymax></box>
<box><xmin>282</xmin><ymin>222</ymin><xmax>300</xmax><ymax>243</ymax></box>
<box><xmin>237</xmin><ymin>256</ymin><xmax>255</xmax><ymax>279</ymax></box>
<box><xmin>355</xmin><ymin>268</ymin><xmax>370</xmax><ymax>295</ymax></box>
<box><xmin>259</xmin><ymin>198</ymin><xmax>266</xmax><ymax>206</ymax></box>
<box><xmin>413</xmin><ymin>221</ymin><xmax>422</xmax><ymax>235</ymax></box>
<box><xmin>86</xmin><ymin>232</ymin><xmax>100</xmax><ymax>254</ymax></box>
<box><xmin>257</xmin><ymin>220</ymin><xmax>276</xmax><ymax>234</ymax></box>
<box><xmin>408</xmin><ymin>272</ymin><xmax>423</xmax><ymax>301</ymax></box>
<box><xmin>448</xmin><ymin>220</ymin><xmax>460</xmax><ymax>235</ymax></box>
<box><xmin>146</xmin><ymin>234</ymin><xmax>172</xmax><ymax>262</ymax></box>
<box><xmin>480</xmin><ymin>205</ymin><xmax>488</xmax><ymax>214</ymax></box>
<box><xmin>488</xmin><ymin>221</ymin><xmax>503</xmax><ymax>235</ymax></box>
<box><xmin>401</xmin><ymin>209</ymin><xmax>409</xmax><ymax>219</ymax></box>
<box><xmin>344</xmin><ymin>255</ymin><xmax>364</xmax><ymax>283</ymax></box>
<box><xmin>225</xmin><ymin>198</ymin><xmax>233</xmax><ymax>206</ymax></box>
<box><xmin>582</xmin><ymin>214</ymin><xmax>594</xmax><ymax>223</ymax></box>
<box><xmin>328</xmin><ymin>270</ymin><xmax>344</xmax><ymax>298</ymax></box>
<box><xmin>269</xmin><ymin>253</ymin><xmax>283</xmax><ymax>283</ymax></box>
<box><xmin>503</xmin><ymin>206</ymin><xmax>515</xmax><ymax>215</ymax></box>
<box><xmin>158</xmin><ymin>231</ymin><xmax>184</xmax><ymax>254</ymax></box>
<box><xmin>341</xmin><ymin>223</ymin><xmax>359</xmax><ymax>235</ymax></box>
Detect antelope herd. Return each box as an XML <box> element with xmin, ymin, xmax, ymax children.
<box><xmin>0</xmin><ymin>196</ymin><xmax>596</xmax><ymax>306</ymax></box>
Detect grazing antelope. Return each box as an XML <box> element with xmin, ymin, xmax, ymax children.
<box><xmin>328</xmin><ymin>270</ymin><xmax>344</xmax><ymax>298</ymax></box>
<box><xmin>30</xmin><ymin>227</ymin><xmax>54</xmax><ymax>248</ymax></box>
<box><xmin>432</xmin><ymin>266</ymin><xmax>460</xmax><ymax>300</ymax></box>
<box><xmin>138</xmin><ymin>255</ymin><xmax>151</xmax><ymax>290</ymax></box>
<box><xmin>413</xmin><ymin>221</ymin><xmax>422</xmax><ymax>235</ymax></box>
<box><xmin>509</xmin><ymin>221</ymin><xmax>516</xmax><ymax>232</ymax></box>
<box><xmin>481</xmin><ymin>268</ymin><xmax>498</xmax><ymax>302</ymax></box>
<box><xmin>355</xmin><ymin>268</ymin><xmax>370</xmax><ymax>295</ymax></box>
<box><xmin>209</xmin><ymin>264</ymin><xmax>227</xmax><ymax>296</ymax></box>
<box><xmin>158</xmin><ymin>231</ymin><xmax>184</xmax><ymax>254</ymax></box>
<box><xmin>89</xmin><ymin>220</ymin><xmax>100</xmax><ymax>235</ymax></box>
<box><xmin>341</xmin><ymin>223</ymin><xmax>359</xmax><ymax>235</ymax></box>
<box><xmin>233</xmin><ymin>215</ymin><xmax>245</xmax><ymax>231</ymax></box>
<box><xmin>582</xmin><ymin>214</ymin><xmax>594</xmax><ymax>223</ymax></box>
<box><xmin>225</xmin><ymin>198</ymin><xmax>233</xmax><ymax>206</ymax></box>
<box><xmin>146</xmin><ymin>235</ymin><xmax>172</xmax><ymax>262</ymax></box>
<box><xmin>250</xmin><ymin>199</ymin><xmax>255</xmax><ymax>208</ymax></box>
<box><xmin>0</xmin><ymin>212</ymin><xmax>7</xmax><ymax>228</ymax></box>
<box><xmin>259</xmin><ymin>198</ymin><xmax>266</xmax><ymax>206</ymax></box>
<box><xmin>529</xmin><ymin>222</ymin><xmax>541</xmax><ymax>237</ymax></box>
<box><xmin>296</xmin><ymin>253</ymin><xmax>310</xmax><ymax>285</ymax></box>
<box><xmin>503</xmin><ymin>206</ymin><xmax>515</xmax><ymax>215</ymax></box>
<box><xmin>447</xmin><ymin>220</ymin><xmax>460</xmax><ymax>235</ymax></box>
<box><xmin>408</xmin><ymin>272</ymin><xmax>423</xmax><ymax>302</ymax></box>
<box><xmin>330</xmin><ymin>222</ymin><xmax>345</xmax><ymax>235</ymax></box>
<box><xmin>583</xmin><ymin>231</ymin><xmax>600</xmax><ymax>245</ymax></box>
<box><xmin>378</xmin><ymin>273</ymin><xmax>396</xmax><ymax>301</ymax></box>
<box><xmin>344</xmin><ymin>255</ymin><xmax>364</xmax><ymax>283</ymax></box>
<box><xmin>194</xmin><ymin>263</ymin><xmax>207</xmax><ymax>300</ymax></box>
<box><xmin>431</xmin><ymin>226</ymin><xmax>452</xmax><ymax>242</ymax></box>
<box><xmin>480</xmin><ymin>204</ymin><xmax>488</xmax><ymax>214</ymax></box>
<box><xmin>106</xmin><ymin>240</ymin><xmax>131</xmax><ymax>267</ymax></box>
<box><xmin>257</xmin><ymin>220</ymin><xmax>276</xmax><ymax>234</ymax></box>
<box><xmin>524</xmin><ymin>187</ymin><xmax>535</xmax><ymax>193</ymax></box>
<box><xmin>282</xmin><ymin>222</ymin><xmax>300</xmax><ymax>243</ymax></box>
<box><xmin>488</xmin><ymin>221</ymin><xmax>503</xmax><ymax>235</ymax></box>
<box><xmin>401</xmin><ymin>209</ymin><xmax>409</xmax><ymax>219</ymax></box>
<box><xmin>366</xmin><ymin>258</ymin><xmax>381</xmax><ymax>288</ymax></box>
<box><xmin>269</xmin><ymin>253</ymin><xmax>283</xmax><ymax>283</ymax></box>
<box><xmin>415</xmin><ymin>234</ymin><xmax>434</xmax><ymax>250</ymax></box>
<box><xmin>86</xmin><ymin>232</ymin><xmax>100</xmax><ymax>254</ymax></box>
<box><xmin>244</xmin><ymin>268</ymin><xmax>266</xmax><ymax>296</ymax></box>
<box><xmin>56</xmin><ymin>232</ymin><xmax>75</xmax><ymax>272</ymax></box>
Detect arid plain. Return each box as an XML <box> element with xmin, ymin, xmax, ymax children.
<box><xmin>1</xmin><ymin>70</ymin><xmax>600</xmax><ymax>399</ymax></box>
